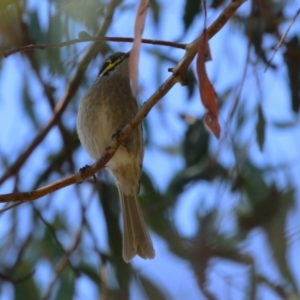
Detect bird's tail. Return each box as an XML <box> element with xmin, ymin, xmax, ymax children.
<box><xmin>119</xmin><ymin>189</ymin><xmax>155</xmax><ymax>262</ymax></box>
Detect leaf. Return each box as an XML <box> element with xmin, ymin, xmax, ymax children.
<box><xmin>141</xmin><ymin>172</ymin><xmax>186</xmax><ymax>256</ymax></box>
<box><xmin>238</xmin><ymin>184</ymin><xmax>280</xmax><ymax>231</ymax></box>
<box><xmin>138</xmin><ymin>275</ymin><xmax>168</xmax><ymax>300</ymax></box>
<box><xmin>64</xmin><ymin>0</ymin><xmax>101</xmax><ymax>31</ymax></box>
<box><xmin>192</xmin><ymin>210</ymin><xmax>248</xmax><ymax>297</ymax></box>
<box><xmin>27</xmin><ymin>10</ymin><xmax>45</xmax><ymax>44</ymax></box>
<box><xmin>0</xmin><ymin>0</ymin><xmax>18</xmax><ymax>10</ymax></box>
<box><xmin>284</xmin><ymin>36</ymin><xmax>300</xmax><ymax>113</ymax></box>
<box><xmin>22</xmin><ymin>77</ymin><xmax>40</xmax><ymax>129</ymax></box>
<box><xmin>55</xmin><ymin>269</ymin><xmax>76</xmax><ymax>300</ymax></box>
<box><xmin>262</xmin><ymin>189</ymin><xmax>297</xmax><ymax>293</ymax></box>
<box><xmin>196</xmin><ymin>30</ymin><xmax>221</xmax><ymax>138</ymax></box>
<box><xmin>182</xmin><ymin>0</ymin><xmax>201</xmax><ymax>31</ymax></box>
<box><xmin>78</xmin><ymin>30</ymin><xmax>92</xmax><ymax>39</ymax></box>
<box><xmin>149</xmin><ymin>0</ymin><xmax>160</xmax><ymax>25</ymax></box>
<box><xmin>140</xmin><ymin>171</ymin><xmax>169</xmax><ymax>233</ymax></box>
<box><xmin>210</xmin><ymin>0</ymin><xmax>226</xmax><ymax>9</ymax></box>
<box><xmin>167</xmin><ymin>161</ymin><xmax>227</xmax><ymax>198</ymax></box>
<box><xmin>78</xmin><ymin>262</ymin><xmax>101</xmax><ymax>285</ymax></box>
<box><xmin>244</xmin><ymin>3</ymin><xmax>281</xmax><ymax>68</ymax></box>
<box><xmin>186</xmin><ymin>69</ymin><xmax>197</xmax><ymax>99</ymax></box>
<box><xmin>13</xmin><ymin>263</ymin><xmax>40</xmax><ymax>300</ymax></box>
<box><xmin>0</xmin><ymin>3</ymin><xmax>23</xmax><ymax>47</ymax></box>
<box><xmin>182</xmin><ymin>119</ymin><xmax>209</xmax><ymax>166</ymax></box>
<box><xmin>272</xmin><ymin>121</ymin><xmax>297</xmax><ymax>128</ymax></box>
<box><xmin>255</xmin><ymin>104</ymin><xmax>266</xmax><ymax>151</ymax></box>
<box><xmin>130</xmin><ymin>0</ymin><xmax>149</xmax><ymax>95</ymax></box>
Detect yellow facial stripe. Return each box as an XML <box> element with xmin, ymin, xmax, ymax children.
<box><xmin>101</xmin><ymin>56</ymin><xmax>123</xmax><ymax>76</ymax></box>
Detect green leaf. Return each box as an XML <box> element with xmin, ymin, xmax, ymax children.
<box><xmin>237</xmin><ymin>184</ymin><xmax>280</xmax><ymax>231</ymax></box>
<box><xmin>27</xmin><ymin>10</ymin><xmax>45</xmax><ymax>43</ymax></box>
<box><xmin>13</xmin><ymin>263</ymin><xmax>40</xmax><ymax>300</ymax></box>
<box><xmin>0</xmin><ymin>0</ymin><xmax>18</xmax><ymax>11</ymax></box>
<box><xmin>0</xmin><ymin>3</ymin><xmax>23</xmax><ymax>48</ymax></box>
<box><xmin>244</xmin><ymin>13</ymin><xmax>277</xmax><ymax>67</ymax></box>
<box><xmin>255</xmin><ymin>104</ymin><xmax>265</xmax><ymax>151</ymax></box>
<box><xmin>272</xmin><ymin>121</ymin><xmax>297</xmax><ymax>128</ymax></box>
<box><xmin>182</xmin><ymin>120</ymin><xmax>209</xmax><ymax>166</ymax></box>
<box><xmin>186</xmin><ymin>69</ymin><xmax>197</xmax><ymax>99</ymax></box>
<box><xmin>284</xmin><ymin>36</ymin><xmax>300</xmax><ymax>113</ymax></box>
<box><xmin>138</xmin><ymin>275</ymin><xmax>168</xmax><ymax>300</ymax></box>
<box><xmin>183</xmin><ymin>0</ymin><xmax>201</xmax><ymax>31</ymax></box>
<box><xmin>167</xmin><ymin>162</ymin><xmax>227</xmax><ymax>198</ymax></box>
<box><xmin>78</xmin><ymin>262</ymin><xmax>100</xmax><ymax>285</ymax></box>
<box><xmin>55</xmin><ymin>269</ymin><xmax>76</xmax><ymax>300</ymax></box>
<box><xmin>47</xmin><ymin>15</ymin><xmax>64</xmax><ymax>74</ymax></box>
<box><xmin>262</xmin><ymin>189</ymin><xmax>297</xmax><ymax>293</ymax></box>
<box><xmin>141</xmin><ymin>171</ymin><xmax>188</xmax><ymax>257</ymax></box>
<box><xmin>22</xmin><ymin>77</ymin><xmax>40</xmax><ymax>129</ymax></box>
<box><xmin>63</xmin><ymin>0</ymin><xmax>102</xmax><ymax>31</ymax></box>
<box><xmin>140</xmin><ymin>171</ymin><xmax>170</xmax><ymax>233</ymax></box>
<box><xmin>235</xmin><ymin>99</ymin><xmax>247</xmax><ymax>129</ymax></box>
<box><xmin>242</xmin><ymin>161</ymin><xmax>269</xmax><ymax>201</ymax></box>
<box><xmin>210</xmin><ymin>0</ymin><xmax>226</xmax><ymax>9</ymax></box>
<box><xmin>149</xmin><ymin>0</ymin><xmax>161</xmax><ymax>25</ymax></box>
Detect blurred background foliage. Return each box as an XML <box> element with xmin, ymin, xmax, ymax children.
<box><xmin>0</xmin><ymin>0</ymin><xmax>300</xmax><ymax>299</ymax></box>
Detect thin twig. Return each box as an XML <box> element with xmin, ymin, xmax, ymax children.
<box><xmin>1</xmin><ymin>37</ymin><xmax>187</xmax><ymax>58</ymax></box>
<box><xmin>42</xmin><ymin>230</ymin><xmax>81</xmax><ymax>300</ymax></box>
<box><xmin>0</xmin><ymin>202</ymin><xmax>23</xmax><ymax>213</ymax></box>
<box><xmin>265</xmin><ymin>8</ymin><xmax>300</xmax><ymax>72</ymax></box>
<box><xmin>33</xmin><ymin>205</ymin><xmax>80</xmax><ymax>277</ymax></box>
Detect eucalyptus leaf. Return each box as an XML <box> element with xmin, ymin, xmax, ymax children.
<box><xmin>138</xmin><ymin>275</ymin><xmax>169</xmax><ymax>300</ymax></box>
<box><xmin>262</xmin><ymin>189</ymin><xmax>298</xmax><ymax>293</ymax></box>
<box><xmin>183</xmin><ymin>0</ymin><xmax>201</xmax><ymax>31</ymax></box>
<box><xmin>255</xmin><ymin>103</ymin><xmax>265</xmax><ymax>151</ymax></box>
<box><xmin>284</xmin><ymin>36</ymin><xmax>300</xmax><ymax>113</ymax></box>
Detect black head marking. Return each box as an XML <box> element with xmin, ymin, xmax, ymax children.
<box><xmin>98</xmin><ymin>52</ymin><xmax>130</xmax><ymax>77</ymax></box>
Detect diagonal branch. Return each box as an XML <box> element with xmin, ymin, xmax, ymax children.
<box><xmin>0</xmin><ymin>0</ymin><xmax>246</xmax><ymax>204</ymax></box>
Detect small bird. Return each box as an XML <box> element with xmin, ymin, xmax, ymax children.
<box><xmin>77</xmin><ymin>52</ymin><xmax>155</xmax><ymax>262</ymax></box>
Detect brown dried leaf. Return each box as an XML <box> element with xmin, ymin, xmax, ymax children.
<box><xmin>130</xmin><ymin>0</ymin><xmax>150</xmax><ymax>95</ymax></box>
<box><xmin>196</xmin><ymin>30</ymin><xmax>221</xmax><ymax>138</ymax></box>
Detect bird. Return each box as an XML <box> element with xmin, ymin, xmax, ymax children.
<box><xmin>77</xmin><ymin>51</ymin><xmax>155</xmax><ymax>262</ymax></box>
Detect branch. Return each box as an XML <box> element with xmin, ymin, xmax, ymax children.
<box><xmin>265</xmin><ymin>8</ymin><xmax>300</xmax><ymax>72</ymax></box>
<box><xmin>0</xmin><ymin>0</ymin><xmax>246</xmax><ymax>204</ymax></box>
<box><xmin>33</xmin><ymin>205</ymin><xmax>80</xmax><ymax>277</ymax></box>
<box><xmin>1</xmin><ymin>36</ymin><xmax>186</xmax><ymax>58</ymax></box>
<box><xmin>0</xmin><ymin>270</ymin><xmax>35</xmax><ymax>284</ymax></box>
<box><xmin>42</xmin><ymin>229</ymin><xmax>81</xmax><ymax>300</ymax></box>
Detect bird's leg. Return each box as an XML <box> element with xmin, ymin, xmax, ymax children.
<box><xmin>112</xmin><ymin>130</ymin><xmax>131</xmax><ymax>152</ymax></box>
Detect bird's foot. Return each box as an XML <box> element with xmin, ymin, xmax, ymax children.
<box><xmin>79</xmin><ymin>165</ymin><xmax>97</xmax><ymax>183</ymax></box>
<box><xmin>112</xmin><ymin>130</ymin><xmax>131</xmax><ymax>152</ymax></box>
